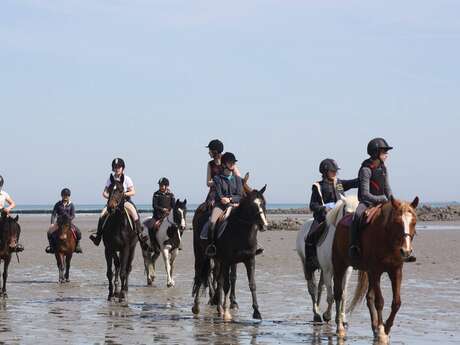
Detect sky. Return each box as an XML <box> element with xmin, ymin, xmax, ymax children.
<box><xmin>0</xmin><ymin>0</ymin><xmax>459</xmax><ymax>205</ymax></box>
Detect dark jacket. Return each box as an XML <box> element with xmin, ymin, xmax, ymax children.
<box><xmin>213</xmin><ymin>174</ymin><xmax>243</xmax><ymax>208</ymax></box>
<box><xmin>357</xmin><ymin>159</ymin><xmax>393</xmax><ymax>206</ymax></box>
<box><xmin>309</xmin><ymin>178</ymin><xmax>358</xmax><ymax>222</ymax></box>
<box><xmin>152</xmin><ymin>190</ymin><xmax>175</xmax><ymax>220</ymax></box>
<box><xmin>51</xmin><ymin>201</ymin><xmax>75</xmax><ymax>224</ymax></box>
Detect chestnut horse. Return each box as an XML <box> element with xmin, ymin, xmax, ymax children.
<box><xmin>0</xmin><ymin>212</ymin><xmax>21</xmax><ymax>298</ymax></box>
<box><xmin>54</xmin><ymin>214</ymin><xmax>76</xmax><ymax>283</ymax></box>
<box><xmin>332</xmin><ymin>197</ymin><xmax>419</xmax><ymax>343</ymax></box>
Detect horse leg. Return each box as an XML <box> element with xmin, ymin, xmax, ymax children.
<box><xmin>333</xmin><ymin>265</ymin><xmax>346</xmax><ymax>337</ymax></box>
<box><xmin>65</xmin><ymin>254</ymin><xmax>72</xmax><ymax>282</ymax></box>
<box><xmin>105</xmin><ymin>248</ymin><xmax>114</xmax><ymax>301</ymax></box>
<box><xmin>366</xmin><ymin>271</ymin><xmax>381</xmax><ymax>338</ymax></box>
<box><xmin>169</xmin><ymin>249</ymin><xmax>178</xmax><ymax>287</ymax></box>
<box><xmin>306</xmin><ymin>270</ymin><xmax>322</xmax><ymax>322</ymax></box>
<box><xmin>0</xmin><ymin>260</ymin><xmax>3</xmax><ymax>298</ymax></box>
<box><xmin>229</xmin><ymin>264</ymin><xmax>238</xmax><ymax>310</ymax></box>
<box><xmin>56</xmin><ymin>253</ymin><xmax>64</xmax><ymax>283</ymax></box>
<box><xmin>216</xmin><ymin>264</ymin><xmax>225</xmax><ymax>317</ymax></box>
<box><xmin>373</xmin><ymin>272</ymin><xmax>388</xmax><ymax>343</ymax></box>
<box><xmin>316</xmin><ymin>270</ymin><xmax>325</xmax><ymax>315</ymax></box>
<box><xmin>123</xmin><ymin>246</ymin><xmax>136</xmax><ymax>300</ymax></box>
<box><xmin>222</xmin><ymin>264</ymin><xmax>232</xmax><ymax>321</ymax></box>
<box><xmin>113</xmin><ymin>253</ymin><xmax>120</xmax><ymax>297</ymax></box>
<box><xmin>162</xmin><ymin>246</ymin><xmax>174</xmax><ymax>287</ymax></box>
<box><xmin>322</xmin><ymin>269</ymin><xmax>334</xmax><ymax>323</ymax></box>
<box><xmin>244</xmin><ymin>258</ymin><xmax>261</xmax><ymax>320</ymax></box>
<box><xmin>142</xmin><ymin>248</ymin><xmax>155</xmax><ymax>286</ymax></box>
<box><xmin>385</xmin><ymin>267</ymin><xmax>402</xmax><ymax>335</ymax></box>
<box><xmin>2</xmin><ymin>257</ymin><xmax>11</xmax><ymax>298</ymax></box>
<box><xmin>341</xmin><ymin>267</ymin><xmax>353</xmax><ymax>326</ymax></box>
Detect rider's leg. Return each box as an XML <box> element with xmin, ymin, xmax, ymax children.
<box><xmin>89</xmin><ymin>207</ymin><xmax>108</xmax><ymax>246</ymax></box>
<box><xmin>305</xmin><ymin>220</ymin><xmax>320</xmax><ymax>267</ymax></box>
<box><xmin>205</xmin><ymin>206</ymin><xmax>224</xmax><ymax>257</ymax></box>
<box><xmin>13</xmin><ymin>222</ymin><xmax>24</xmax><ymax>252</ymax></box>
<box><xmin>125</xmin><ymin>201</ymin><xmax>149</xmax><ymax>249</ymax></box>
<box><xmin>349</xmin><ymin>203</ymin><xmax>366</xmax><ymax>261</ymax></box>
<box><xmin>46</xmin><ymin>224</ymin><xmax>58</xmax><ymax>253</ymax></box>
<box><xmin>74</xmin><ymin>225</ymin><xmax>82</xmax><ymax>253</ymax></box>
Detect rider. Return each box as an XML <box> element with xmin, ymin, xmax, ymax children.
<box><xmin>205</xmin><ymin>152</ymin><xmax>244</xmax><ymax>257</ymax></box>
<box><xmin>348</xmin><ymin>138</ymin><xmax>415</xmax><ymax>263</ymax></box>
<box><xmin>305</xmin><ymin>159</ymin><xmax>358</xmax><ymax>267</ymax></box>
<box><xmin>0</xmin><ymin>175</ymin><xmax>23</xmax><ymax>252</ymax></box>
<box><xmin>152</xmin><ymin>177</ymin><xmax>176</xmax><ymax>229</ymax></box>
<box><xmin>89</xmin><ymin>158</ymin><xmax>147</xmax><ymax>248</ymax></box>
<box><xmin>46</xmin><ymin>188</ymin><xmax>82</xmax><ymax>254</ymax></box>
<box><xmin>205</xmin><ymin>139</ymin><xmax>241</xmax><ymax>206</ymax></box>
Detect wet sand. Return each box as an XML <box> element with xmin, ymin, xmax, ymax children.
<box><xmin>0</xmin><ymin>214</ymin><xmax>458</xmax><ymax>344</ymax></box>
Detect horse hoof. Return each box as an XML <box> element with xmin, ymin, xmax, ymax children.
<box><xmin>192</xmin><ymin>305</ymin><xmax>200</xmax><ymax>315</ymax></box>
<box><xmin>230</xmin><ymin>301</ymin><xmax>239</xmax><ymax>310</ymax></box>
<box><xmin>2</xmin><ymin>293</ymin><xmax>7</xmax><ymax>299</ymax></box>
<box><xmin>66</xmin><ymin>279</ymin><xmax>70</xmax><ymax>283</ymax></box>
<box><xmin>147</xmin><ymin>278</ymin><xmax>153</xmax><ymax>286</ymax></box>
<box><xmin>223</xmin><ymin>311</ymin><xmax>232</xmax><ymax>322</ymax></box>
<box><xmin>253</xmin><ymin>310</ymin><xmax>262</xmax><ymax>320</ymax></box>
<box><xmin>337</xmin><ymin>328</ymin><xmax>346</xmax><ymax>338</ymax></box>
<box><xmin>167</xmin><ymin>282</ymin><xmax>175</xmax><ymax>288</ymax></box>
<box><xmin>322</xmin><ymin>313</ymin><xmax>331</xmax><ymax>323</ymax></box>
<box><xmin>313</xmin><ymin>314</ymin><xmax>322</xmax><ymax>323</ymax></box>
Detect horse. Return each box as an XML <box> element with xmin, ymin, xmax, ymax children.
<box><xmin>296</xmin><ymin>195</ymin><xmax>358</xmax><ymax>323</ymax></box>
<box><xmin>102</xmin><ymin>174</ymin><xmax>139</xmax><ymax>302</ymax></box>
<box><xmin>142</xmin><ymin>199</ymin><xmax>187</xmax><ymax>287</ymax></box>
<box><xmin>332</xmin><ymin>197</ymin><xmax>419</xmax><ymax>343</ymax></box>
<box><xmin>192</xmin><ymin>186</ymin><xmax>268</xmax><ymax>321</ymax></box>
<box><xmin>53</xmin><ymin>213</ymin><xmax>76</xmax><ymax>283</ymax></box>
<box><xmin>0</xmin><ymin>212</ymin><xmax>21</xmax><ymax>298</ymax></box>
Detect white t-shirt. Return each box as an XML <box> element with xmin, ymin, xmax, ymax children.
<box><xmin>0</xmin><ymin>190</ymin><xmax>11</xmax><ymax>209</ymax></box>
<box><xmin>105</xmin><ymin>175</ymin><xmax>134</xmax><ymax>192</ymax></box>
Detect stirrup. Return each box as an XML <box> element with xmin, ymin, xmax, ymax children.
<box><xmin>45</xmin><ymin>246</ymin><xmax>55</xmax><ymax>254</ymax></box>
<box><xmin>255</xmin><ymin>246</ymin><xmax>264</xmax><ymax>255</ymax></box>
<box><xmin>13</xmin><ymin>244</ymin><xmax>24</xmax><ymax>252</ymax></box>
<box><xmin>205</xmin><ymin>244</ymin><xmax>217</xmax><ymax>257</ymax></box>
<box><xmin>75</xmin><ymin>244</ymin><xmax>82</xmax><ymax>253</ymax></box>
<box><xmin>89</xmin><ymin>234</ymin><xmax>102</xmax><ymax>246</ymax></box>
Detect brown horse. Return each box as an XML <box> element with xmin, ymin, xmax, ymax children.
<box><xmin>0</xmin><ymin>212</ymin><xmax>21</xmax><ymax>298</ymax></box>
<box><xmin>54</xmin><ymin>214</ymin><xmax>76</xmax><ymax>283</ymax></box>
<box><xmin>332</xmin><ymin>197</ymin><xmax>419</xmax><ymax>343</ymax></box>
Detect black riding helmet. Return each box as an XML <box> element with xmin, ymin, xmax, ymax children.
<box><xmin>0</xmin><ymin>175</ymin><xmax>3</xmax><ymax>188</ymax></box>
<box><xmin>367</xmin><ymin>138</ymin><xmax>393</xmax><ymax>158</ymax></box>
<box><xmin>319</xmin><ymin>159</ymin><xmax>340</xmax><ymax>175</ymax></box>
<box><xmin>206</xmin><ymin>139</ymin><xmax>224</xmax><ymax>154</ymax></box>
<box><xmin>158</xmin><ymin>177</ymin><xmax>170</xmax><ymax>186</ymax></box>
<box><xmin>61</xmin><ymin>188</ymin><xmax>71</xmax><ymax>197</ymax></box>
<box><xmin>221</xmin><ymin>152</ymin><xmax>237</xmax><ymax>166</ymax></box>
<box><xmin>112</xmin><ymin>158</ymin><xmax>125</xmax><ymax>170</ymax></box>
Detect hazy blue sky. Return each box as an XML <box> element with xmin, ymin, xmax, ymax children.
<box><xmin>1</xmin><ymin>0</ymin><xmax>458</xmax><ymax>205</ymax></box>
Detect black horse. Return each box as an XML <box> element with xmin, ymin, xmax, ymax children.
<box><xmin>102</xmin><ymin>175</ymin><xmax>138</xmax><ymax>302</ymax></box>
<box><xmin>192</xmin><ymin>186</ymin><xmax>268</xmax><ymax>321</ymax></box>
<box><xmin>0</xmin><ymin>212</ymin><xmax>21</xmax><ymax>298</ymax></box>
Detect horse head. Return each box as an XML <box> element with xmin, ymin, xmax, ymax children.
<box><xmin>0</xmin><ymin>214</ymin><xmax>20</xmax><ymax>251</ymax></box>
<box><xmin>57</xmin><ymin>213</ymin><xmax>72</xmax><ymax>240</ymax></box>
<box><xmin>173</xmin><ymin>199</ymin><xmax>187</xmax><ymax>231</ymax></box>
<box><xmin>107</xmin><ymin>174</ymin><xmax>125</xmax><ymax>214</ymax></box>
<box><xmin>240</xmin><ymin>185</ymin><xmax>268</xmax><ymax>230</ymax></box>
<box><xmin>389</xmin><ymin>196</ymin><xmax>419</xmax><ymax>261</ymax></box>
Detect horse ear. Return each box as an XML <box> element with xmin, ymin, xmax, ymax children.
<box><xmin>110</xmin><ymin>174</ymin><xmax>115</xmax><ymax>184</ymax></box>
<box><xmin>260</xmin><ymin>184</ymin><xmax>267</xmax><ymax>195</ymax></box>
<box><xmin>14</xmin><ymin>215</ymin><xmax>19</xmax><ymax>222</ymax></box>
<box><xmin>411</xmin><ymin>196</ymin><xmax>419</xmax><ymax>209</ymax></box>
<box><xmin>183</xmin><ymin>198</ymin><xmax>187</xmax><ymax>205</ymax></box>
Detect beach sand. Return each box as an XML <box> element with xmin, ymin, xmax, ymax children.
<box><xmin>0</xmin><ymin>214</ymin><xmax>458</xmax><ymax>344</ymax></box>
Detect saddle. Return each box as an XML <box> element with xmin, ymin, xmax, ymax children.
<box><xmin>338</xmin><ymin>205</ymin><xmax>383</xmax><ymax>231</ymax></box>
<box><xmin>200</xmin><ymin>207</ymin><xmax>234</xmax><ymax>240</ymax></box>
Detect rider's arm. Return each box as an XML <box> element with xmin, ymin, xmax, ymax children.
<box><xmin>233</xmin><ymin>165</ymin><xmax>241</xmax><ymax>178</ymax></box>
<box><xmin>50</xmin><ymin>202</ymin><xmax>58</xmax><ymax>224</ymax></box>
<box><xmin>206</xmin><ymin>163</ymin><xmax>214</xmax><ymax>187</ymax></box>
<box><xmin>309</xmin><ymin>185</ymin><xmax>326</xmax><ymax>215</ymax></box>
<box><xmin>341</xmin><ymin>178</ymin><xmax>359</xmax><ymax>191</ymax></box>
<box><xmin>170</xmin><ymin>193</ymin><xmax>176</xmax><ymax>210</ymax></box>
<box><xmin>359</xmin><ymin>167</ymin><xmax>388</xmax><ymax>205</ymax></box>
<box><xmin>69</xmin><ymin>203</ymin><xmax>76</xmax><ymax>221</ymax></box>
<box><xmin>214</xmin><ymin>176</ymin><xmax>225</xmax><ymax>202</ymax></box>
<box><xmin>230</xmin><ymin>177</ymin><xmax>243</xmax><ymax>204</ymax></box>
<box><xmin>4</xmin><ymin>194</ymin><xmax>16</xmax><ymax>213</ymax></box>
<box><xmin>383</xmin><ymin>168</ymin><xmax>393</xmax><ymax>200</ymax></box>
<box><xmin>102</xmin><ymin>188</ymin><xmax>110</xmax><ymax>200</ymax></box>
<box><xmin>125</xmin><ymin>186</ymin><xmax>135</xmax><ymax>198</ymax></box>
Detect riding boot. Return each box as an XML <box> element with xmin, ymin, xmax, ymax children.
<box><xmin>255</xmin><ymin>243</ymin><xmax>264</xmax><ymax>255</ymax></box>
<box><xmin>205</xmin><ymin>223</ymin><xmax>217</xmax><ymax>257</ymax></box>
<box><xmin>74</xmin><ymin>228</ymin><xmax>82</xmax><ymax>253</ymax></box>
<box><xmin>45</xmin><ymin>233</ymin><xmax>55</xmax><ymax>254</ymax></box>
<box><xmin>89</xmin><ymin>217</ymin><xmax>105</xmax><ymax>246</ymax></box>
<box><xmin>305</xmin><ymin>242</ymin><xmax>318</xmax><ymax>269</ymax></box>
<box><xmin>348</xmin><ymin>217</ymin><xmax>361</xmax><ymax>265</ymax></box>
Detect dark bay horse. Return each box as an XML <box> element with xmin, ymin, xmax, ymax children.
<box><xmin>0</xmin><ymin>212</ymin><xmax>21</xmax><ymax>298</ymax></box>
<box><xmin>332</xmin><ymin>197</ymin><xmax>419</xmax><ymax>343</ymax></box>
<box><xmin>102</xmin><ymin>175</ymin><xmax>138</xmax><ymax>302</ymax></box>
<box><xmin>192</xmin><ymin>186</ymin><xmax>268</xmax><ymax>321</ymax></box>
<box><xmin>54</xmin><ymin>214</ymin><xmax>76</xmax><ymax>283</ymax></box>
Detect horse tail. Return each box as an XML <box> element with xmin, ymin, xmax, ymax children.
<box><xmin>347</xmin><ymin>270</ymin><xmax>368</xmax><ymax>313</ymax></box>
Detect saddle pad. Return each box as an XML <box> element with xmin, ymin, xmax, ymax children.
<box><xmin>339</xmin><ymin>213</ymin><xmax>353</xmax><ymax>228</ymax></box>
<box><xmin>365</xmin><ymin>205</ymin><xmax>383</xmax><ymax>224</ymax></box>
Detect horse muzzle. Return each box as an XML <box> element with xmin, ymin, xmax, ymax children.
<box><xmin>400</xmin><ymin>248</ymin><xmax>415</xmax><ymax>262</ymax></box>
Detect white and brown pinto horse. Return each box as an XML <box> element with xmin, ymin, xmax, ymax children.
<box><xmin>296</xmin><ymin>195</ymin><xmax>358</xmax><ymax>323</ymax></box>
<box><xmin>333</xmin><ymin>197</ymin><xmax>419</xmax><ymax>343</ymax></box>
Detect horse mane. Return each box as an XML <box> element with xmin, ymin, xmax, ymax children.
<box><xmin>326</xmin><ymin>195</ymin><xmax>359</xmax><ymax>227</ymax></box>
<box><xmin>326</xmin><ymin>200</ymin><xmax>345</xmax><ymax>226</ymax></box>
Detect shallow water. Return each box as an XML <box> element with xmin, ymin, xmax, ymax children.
<box><xmin>0</xmin><ymin>215</ymin><xmax>459</xmax><ymax>344</ymax></box>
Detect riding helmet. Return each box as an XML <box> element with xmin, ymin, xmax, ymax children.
<box><xmin>158</xmin><ymin>177</ymin><xmax>170</xmax><ymax>186</ymax></box>
<box><xmin>0</xmin><ymin>175</ymin><xmax>3</xmax><ymax>188</ymax></box>
<box><xmin>112</xmin><ymin>158</ymin><xmax>126</xmax><ymax>170</ymax></box>
<box><xmin>319</xmin><ymin>159</ymin><xmax>340</xmax><ymax>175</ymax></box>
<box><xmin>367</xmin><ymin>138</ymin><xmax>393</xmax><ymax>158</ymax></box>
<box><xmin>221</xmin><ymin>152</ymin><xmax>237</xmax><ymax>166</ymax></box>
<box><xmin>206</xmin><ymin>139</ymin><xmax>224</xmax><ymax>154</ymax></box>
<box><xmin>61</xmin><ymin>188</ymin><xmax>71</xmax><ymax>197</ymax></box>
